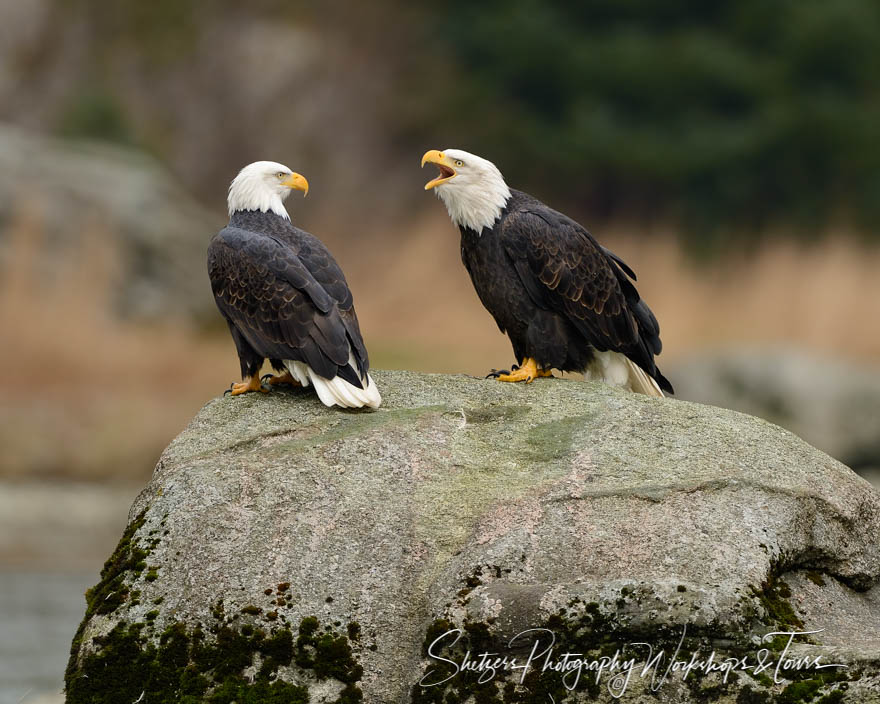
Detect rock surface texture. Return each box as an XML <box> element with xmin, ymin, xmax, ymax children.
<box><xmin>66</xmin><ymin>370</ymin><xmax>880</xmax><ymax>703</ymax></box>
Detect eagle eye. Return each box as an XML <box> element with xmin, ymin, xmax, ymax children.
<box><xmin>455</xmin><ymin>160</ymin><xmax>464</xmax><ymax>167</ymax></box>
<box><xmin>277</xmin><ymin>172</ymin><xmax>285</xmax><ymax>179</ymax></box>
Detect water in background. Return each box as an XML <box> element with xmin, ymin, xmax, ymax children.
<box><xmin>0</xmin><ymin>482</ymin><xmax>139</xmax><ymax>704</ymax></box>
<box><xmin>0</xmin><ymin>571</ymin><xmax>94</xmax><ymax>704</ymax></box>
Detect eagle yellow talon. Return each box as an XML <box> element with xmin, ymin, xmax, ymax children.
<box><xmin>229</xmin><ymin>374</ymin><xmax>269</xmax><ymax>395</ymax></box>
<box><xmin>495</xmin><ymin>358</ymin><xmax>553</xmax><ymax>384</ymax></box>
<box><xmin>261</xmin><ymin>371</ymin><xmax>300</xmax><ymax>387</ymax></box>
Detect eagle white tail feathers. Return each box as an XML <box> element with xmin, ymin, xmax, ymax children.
<box><xmin>285</xmin><ymin>356</ymin><xmax>382</xmax><ymax>409</ymax></box>
<box><xmin>622</xmin><ymin>356</ymin><xmax>665</xmax><ymax>397</ymax></box>
<box><xmin>308</xmin><ymin>371</ymin><xmax>382</xmax><ymax>409</ymax></box>
<box><xmin>584</xmin><ymin>350</ymin><xmax>665</xmax><ymax>398</ymax></box>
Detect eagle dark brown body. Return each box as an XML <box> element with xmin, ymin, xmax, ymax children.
<box><xmin>208</xmin><ymin>211</ymin><xmax>372</xmax><ymax>397</ymax></box>
<box><xmin>460</xmin><ymin>189</ymin><xmax>673</xmax><ymax>394</ymax></box>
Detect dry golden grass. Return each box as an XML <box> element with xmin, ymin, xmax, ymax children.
<box><xmin>1</xmin><ymin>207</ymin><xmax>878</xmax><ymax>482</ymax></box>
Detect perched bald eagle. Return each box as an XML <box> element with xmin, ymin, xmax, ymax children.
<box><xmin>421</xmin><ymin>148</ymin><xmax>672</xmax><ymax>397</ymax></box>
<box><xmin>207</xmin><ymin>161</ymin><xmax>381</xmax><ymax>408</ymax></box>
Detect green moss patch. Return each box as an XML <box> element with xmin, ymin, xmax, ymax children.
<box><xmin>805</xmin><ymin>572</ymin><xmax>827</xmax><ymax>588</ymax></box>
<box><xmin>65</xmin><ymin>508</ymin><xmax>153</xmax><ymax>688</ymax></box>
<box><xmin>776</xmin><ymin>670</ymin><xmax>849</xmax><ymax>704</ymax></box>
<box><xmin>67</xmin><ymin>595</ymin><xmax>363</xmax><ymax>703</ymax></box>
<box><xmin>750</xmin><ymin>573</ymin><xmax>804</xmax><ymax>631</ymax></box>
<box><xmin>66</xmin><ymin>618</ymin><xmax>307</xmax><ymax>704</ymax></box>
<box><xmin>295</xmin><ymin>616</ymin><xmax>363</xmax><ymax>685</ymax></box>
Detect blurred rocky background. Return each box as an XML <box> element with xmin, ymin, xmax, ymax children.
<box><xmin>1</xmin><ymin>0</ymin><xmax>878</xmax><ymax>701</ymax></box>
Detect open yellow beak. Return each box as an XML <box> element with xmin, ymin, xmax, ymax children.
<box><xmin>281</xmin><ymin>172</ymin><xmax>309</xmax><ymax>196</ymax></box>
<box><xmin>421</xmin><ymin>150</ymin><xmax>457</xmax><ymax>190</ymax></box>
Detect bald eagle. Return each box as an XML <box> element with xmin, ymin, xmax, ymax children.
<box><xmin>421</xmin><ymin>148</ymin><xmax>672</xmax><ymax>397</ymax></box>
<box><xmin>207</xmin><ymin>161</ymin><xmax>381</xmax><ymax>408</ymax></box>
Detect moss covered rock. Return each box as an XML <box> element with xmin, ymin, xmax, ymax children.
<box><xmin>66</xmin><ymin>370</ymin><xmax>880</xmax><ymax>702</ymax></box>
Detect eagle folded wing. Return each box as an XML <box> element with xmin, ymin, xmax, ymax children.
<box><xmin>500</xmin><ymin>208</ymin><xmax>661</xmax><ymax>378</ymax></box>
<box><xmin>208</xmin><ymin>227</ymin><xmax>363</xmax><ymax>384</ymax></box>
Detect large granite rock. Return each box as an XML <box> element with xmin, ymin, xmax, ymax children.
<box><xmin>66</xmin><ymin>370</ymin><xmax>880</xmax><ymax>703</ymax></box>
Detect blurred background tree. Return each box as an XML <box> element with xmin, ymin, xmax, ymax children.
<box><xmin>407</xmin><ymin>0</ymin><xmax>880</xmax><ymax>251</ymax></box>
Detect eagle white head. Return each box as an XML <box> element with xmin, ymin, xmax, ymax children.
<box><xmin>227</xmin><ymin>160</ymin><xmax>309</xmax><ymax>220</ymax></box>
<box><xmin>421</xmin><ymin>148</ymin><xmax>511</xmax><ymax>233</ymax></box>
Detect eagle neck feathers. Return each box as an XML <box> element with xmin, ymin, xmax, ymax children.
<box><xmin>227</xmin><ymin>180</ymin><xmax>291</xmax><ymax>220</ymax></box>
<box><xmin>437</xmin><ymin>171</ymin><xmax>511</xmax><ymax>235</ymax></box>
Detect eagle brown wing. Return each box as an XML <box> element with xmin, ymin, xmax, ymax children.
<box><xmin>207</xmin><ymin>225</ymin><xmax>368</xmax><ymax>386</ymax></box>
<box><xmin>499</xmin><ymin>206</ymin><xmax>670</xmax><ymax>391</ymax></box>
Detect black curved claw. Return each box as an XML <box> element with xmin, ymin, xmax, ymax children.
<box><xmin>486</xmin><ymin>362</ymin><xmax>521</xmax><ymax>379</ymax></box>
<box><xmin>223</xmin><ymin>383</ymin><xmax>234</xmax><ymax>396</ymax></box>
<box><xmin>260</xmin><ymin>373</ymin><xmax>274</xmax><ymax>383</ymax></box>
<box><xmin>486</xmin><ymin>368</ymin><xmax>511</xmax><ymax>379</ymax></box>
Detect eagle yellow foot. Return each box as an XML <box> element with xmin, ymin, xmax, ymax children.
<box><xmin>261</xmin><ymin>371</ymin><xmax>301</xmax><ymax>387</ymax></box>
<box><xmin>227</xmin><ymin>374</ymin><xmax>269</xmax><ymax>396</ymax></box>
<box><xmin>494</xmin><ymin>358</ymin><xmax>554</xmax><ymax>384</ymax></box>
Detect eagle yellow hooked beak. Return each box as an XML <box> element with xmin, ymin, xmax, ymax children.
<box><xmin>282</xmin><ymin>172</ymin><xmax>309</xmax><ymax>196</ymax></box>
<box><xmin>421</xmin><ymin>150</ymin><xmax>457</xmax><ymax>190</ymax></box>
